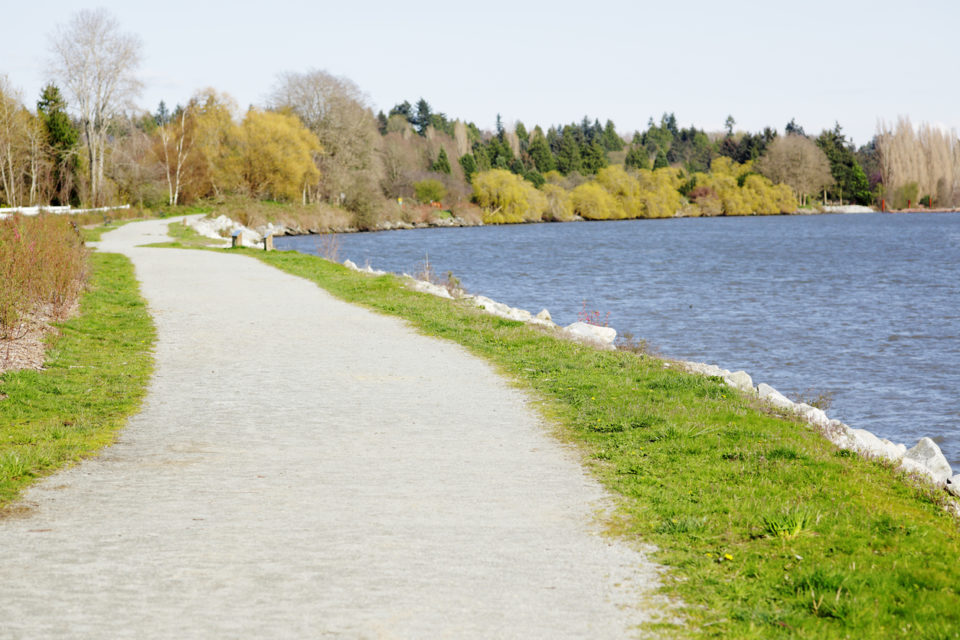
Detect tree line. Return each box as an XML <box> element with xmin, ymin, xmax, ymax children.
<box><xmin>2</xmin><ymin>8</ymin><xmax>959</xmax><ymax>223</ymax></box>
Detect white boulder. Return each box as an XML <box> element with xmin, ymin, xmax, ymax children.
<box><xmin>724</xmin><ymin>370</ymin><xmax>755</xmax><ymax>393</ymax></box>
<box><xmin>757</xmin><ymin>383</ymin><xmax>795</xmax><ymax>410</ymax></box>
<box><xmin>900</xmin><ymin>438</ymin><xmax>953</xmax><ymax>485</ymax></box>
<box><xmin>343</xmin><ymin>259</ymin><xmax>358</xmax><ymax>270</ymax></box>
<box><xmin>947</xmin><ymin>476</ymin><xmax>960</xmax><ymax>498</ymax></box>
<box><xmin>188</xmin><ymin>214</ymin><xmax>261</xmax><ymax>247</ymax></box>
<box><xmin>563</xmin><ymin>321</ymin><xmax>617</xmax><ymax>347</ymax></box>
<box><xmin>794</xmin><ymin>403</ymin><xmax>830</xmax><ymax>428</ymax></box>
<box><xmin>684</xmin><ymin>361</ymin><xmax>728</xmax><ymax>378</ymax></box>
<box><xmin>848</xmin><ymin>429</ymin><xmax>906</xmax><ymax>462</ymax></box>
<box><xmin>410</xmin><ymin>279</ymin><xmax>453</xmax><ymax>299</ymax></box>
<box><xmin>471</xmin><ymin>296</ymin><xmax>532</xmax><ymax>322</ymax></box>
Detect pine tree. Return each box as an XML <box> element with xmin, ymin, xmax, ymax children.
<box><xmin>459</xmin><ymin>153</ymin><xmax>478</xmax><ymax>182</ymax></box>
<box><xmin>581</xmin><ymin>142</ymin><xmax>608</xmax><ymax>174</ymax></box>
<box><xmin>602</xmin><ymin>120</ymin><xmax>623</xmax><ymax>151</ymax></box>
<box><xmin>414</xmin><ymin>98</ymin><xmax>432</xmax><ymax>135</ymax></box>
<box><xmin>528</xmin><ymin>134</ymin><xmax>556</xmax><ymax>173</ymax></box>
<box><xmin>431</xmin><ymin>147</ymin><xmax>451</xmax><ymax>174</ymax></box>
<box><xmin>624</xmin><ymin>145</ymin><xmax>649</xmax><ymax>170</ymax></box>
<box><xmin>555</xmin><ymin>128</ymin><xmax>582</xmax><ymax>175</ymax></box>
<box><xmin>653</xmin><ymin>149</ymin><xmax>669</xmax><ymax>169</ymax></box>
<box><xmin>37</xmin><ymin>84</ymin><xmax>79</xmax><ymax>205</ymax></box>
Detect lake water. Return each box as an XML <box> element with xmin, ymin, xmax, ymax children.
<box><xmin>276</xmin><ymin>212</ymin><xmax>960</xmax><ymax>466</ymax></box>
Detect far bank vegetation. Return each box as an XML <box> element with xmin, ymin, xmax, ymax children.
<box><xmin>2</xmin><ymin>9</ymin><xmax>959</xmax><ymax>230</ymax></box>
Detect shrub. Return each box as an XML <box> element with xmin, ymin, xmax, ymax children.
<box><xmin>472</xmin><ymin>169</ymin><xmax>545</xmax><ymax>224</ymax></box>
<box><xmin>541</xmin><ymin>184</ymin><xmax>574</xmax><ymax>221</ymax></box>
<box><xmin>0</xmin><ymin>213</ymin><xmax>88</xmax><ymax>338</ymax></box>
<box><xmin>413</xmin><ymin>179</ymin><xmax>447</xmax><ymax>204</ymax></box>
<box><xmin>570</xmin><ymin>182</ymin><xmax>622</xmax><ymax>220</ymax></box>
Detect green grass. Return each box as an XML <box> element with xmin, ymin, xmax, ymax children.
<box><xmin>0</xmin><ymin>252</ymin><xmax>154</xmax><ymax>508</ymax></box>
<box><xmin>80</xmin><ymin>218</ymin><xmax>139</xmax><ymax>243</ymax></box>
<box><xmin>245</xmin><ymin>247</ymin><xmax>960</xmax><ymax>639</ymax></box>
<box><xmin>142</xmin><ymin>219</ymin><xmax>226</xmax><ymax>249</ymax></box>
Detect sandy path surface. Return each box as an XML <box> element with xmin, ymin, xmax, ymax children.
<box><xmin>0</xmin><ymin>218</ymin><xmax>665</xmax><ymax>638</ymax></box>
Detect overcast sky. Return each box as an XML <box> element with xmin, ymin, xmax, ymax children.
<box><xmin>4</xmin><ymin>0</ymin><xmax>958</xmax><ymax>147</ymax></box>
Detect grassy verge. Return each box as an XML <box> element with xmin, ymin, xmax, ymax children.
<box><xmin>245</xmin><ymin>247</ymin><xmax>960</xmax><ymax>639</ymax></box>
<box><xmin>141</xmin><ymin>218</ymin><xmax>227</xmax><ymax>249</ymax></box>
<box><xmin>0</xmin><ymin>252</ymin><xmax>154</xmax><ymax>509</ymax></box>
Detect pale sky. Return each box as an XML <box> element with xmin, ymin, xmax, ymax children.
<box><xmin>4</xmin><ymin>0</ymin><xmax>958</xmax><ymax>147</ymax></box>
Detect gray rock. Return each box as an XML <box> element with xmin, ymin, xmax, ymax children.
<box><xmin>535</xmin><ymin>309</ymin><xmax>552</xmax><ymax>323</ymax></box>
<box><xmin>900</xmin><ymin>437</ymin><xmax>953</xmax><ymax>485</ymax></box>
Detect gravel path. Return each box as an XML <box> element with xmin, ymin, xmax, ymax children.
<box><xmin>0</xmin><ymin>218</ymin><xmax>666</xmax><ymax>638</ymax></box>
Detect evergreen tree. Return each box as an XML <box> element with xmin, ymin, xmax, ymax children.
<box><xmin>528</xmin><ymin>134</ymin><xmax>556</xmax><ymax>173</ymax></box>
<box><xmin>816</xmin><ymin>124</ymin><xmax>872</xmax><ymax>204</ymax></box>
<box><xmin>431</xmin><ymin>147</ymin><xmax>451</xmax><ymax>174</ymax></box>
<box><xmin>662</xmin><ymin>112</ymin><xmax>679</xmax><ymax>137</ymax></box>
<box><xmin>624</xmin><ymin>145</ymin><xmax>649</xmax><ymax>170</ymax></box>
<box><xmin>155</xmin><ymin>100</ymin><xmax>170</xmax><ymax>126</ymax></box>
<box><xmin>414</xmin><ymin>98</ymin><xmax>432</xmax><ymax>135</ymax></box>
<box><xmin>653</xmin><ymin>149</ymin><xmax>669</xmax><ymax>169</ymax></box>
<box><xmin>724</xmin><ymin>115</ymin><xmax>736</xmax><ymax>136</ymax></box>
<box><xmin>515</xmin><ymin>121</ymin><xmax>528</xmax><ymax>144</ymax></box>
<box><xmin>376</xmin><ymin>111</ymin><xmax>388</xmax><ymax>134</ymax></box>
<box><xmin>390</xmin><ymin>100</ymin><xmax>413</xmax><ymax>122</ymax></box>
<box><xmin>459</xmin><ymin>153</ymin><xmax>478</xmax><ymax>182</ymax></box>
<box><xmin>37</xmin><ymin>84</ymin><xmax>79</xmax><ymax>205</ymax></box>
<box><xmin>602</xmin><ymin>120</ymin><xmax>623</xmax><ymax>151</ymax></box>
<box><xmin>472</xmin><ymin>144</ymin><xmax>491</xmax><ymax>171</ymax></box>
<box><xmin>581</xmin><ymin>141</ymin><xmax>608</xmax><ymax>174</ymax></box>
<box><xmin>785</xmin><ymin>118</ymin><xmax>806</xmax><ymax>137</ymax></box>
<box><xmin>523</xmin><ymin>169</ymin><xmax>545</xmax><ymax>187</ymax></box>
<box><xmin>555</xmin><ymin>127</ymin><xmax>582</xmax><ymax>174</ymax></box>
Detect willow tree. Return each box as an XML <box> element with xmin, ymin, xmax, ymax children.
<box><xmin>49</xmin><ymin>9</ymin><xmax>142</xmax><ymax>205</ymax></box>
<box><xmin>239</xmin><ymin>109</ymin><xmax>321</xmax><ymax>202</ymax></box>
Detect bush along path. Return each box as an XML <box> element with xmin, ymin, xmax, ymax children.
<box><xmin>250</xmin><ymin>246</ymin><xmax>960</xmax><ymax>639</ymax></box>
<box><xmin>0</xmin><ymin>218</ymin><xmax>667</xmax><ymax>638</ymax></box>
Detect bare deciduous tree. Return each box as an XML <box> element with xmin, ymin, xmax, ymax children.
<box><xmin>269</xmin><ymin>69</ymin><xmax>380</xmax><ymax>204</ymax></box>
<box><xmin>49</xmin><ymin>9</ymin><xmax>142</xmax><ymax>205</ymax></box>
<box><xmin>756</xmin><ymin>135</ymin><xmax>833</xmax><ymax>206</ymax></box>
<box><xmin>156</xmin><ymin>106</ymin><xmax>194</xmax><ymax>206</ymax></box>
<box><xmin>877</xmin><ymin>117</ymin><xmax>960</xmax><ymax>208</ymax></box>
<box><xmin>0</xmin><ymin>76</ymin><xmax>26</xmax><ymax>206</ymax></box>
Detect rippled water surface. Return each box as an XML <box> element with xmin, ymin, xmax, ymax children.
<box><xmin>277</xmin><ymin>212</ymin><xmax>960</xmax><ymax>465</ymax></box>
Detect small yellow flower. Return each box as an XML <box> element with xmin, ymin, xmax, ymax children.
<box><xmin>724</xmin><ymin>553</ymin><xmax>733</xmax><ymax>561</ymax></box>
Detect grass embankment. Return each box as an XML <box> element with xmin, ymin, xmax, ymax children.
<box><xmin>0</xmin><ymin>252</ymin><xmax>154</xmax><ymax>508</ymax></box>
<box><xmin>247</xmin><ymin>247</ymin><xmax>959</xmax><ymax>639</ymax></box>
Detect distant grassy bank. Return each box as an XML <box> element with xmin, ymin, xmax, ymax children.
<box><xmin>249</xmin><ymin>246</ymin><xmax>960</xmax><ymax>639</ymax></box>
<box><xmin>0</xmin><ymin>252</ymin><xmax>154</xmax><ymax>509</ymax></box>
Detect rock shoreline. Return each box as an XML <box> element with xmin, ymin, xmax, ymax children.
<box><xmin>191</xmin><ymin>214</ymin><xmax>959</xmax><ymax>517</ymax></box>
<box><xmin>184</xmin><ymin>205</ymin><xmax>888</xmax><ymax>247</ymax></box>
